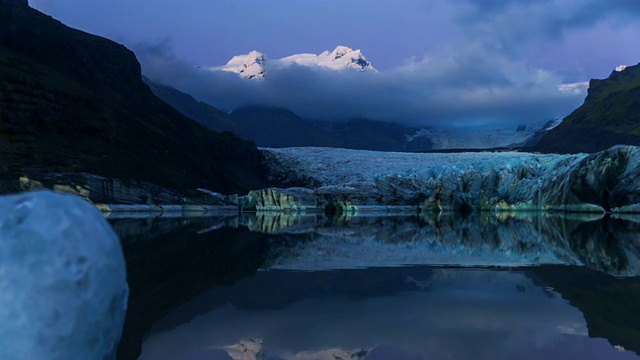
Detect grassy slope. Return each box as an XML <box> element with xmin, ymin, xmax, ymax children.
<box><xmin>535</xmin><ymin>63</ymin><xmax>640</xmax><ymax>153</ymax></box>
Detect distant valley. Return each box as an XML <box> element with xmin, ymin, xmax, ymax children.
<box><xmin>145</xmin><ymin>78</ymin><xmax>552</xmax><ymax>152</ymax></box>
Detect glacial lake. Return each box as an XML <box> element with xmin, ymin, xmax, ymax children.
<box><xmin>107</xmin><ymin>212</ymin><xmax>640</xmax><ymax>360</ymax></box>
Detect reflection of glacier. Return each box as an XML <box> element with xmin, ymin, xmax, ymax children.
<box><xmin>108</xmin><ymin>212</ymin><xmax>640</xmax><ymax>277</ymax></box>
<box><xmin>262</xmin><ymin>212</ymin><xmax>640</xmax><ymax>277</ymax></box>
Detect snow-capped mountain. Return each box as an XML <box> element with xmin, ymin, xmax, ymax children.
<box><xmin>280</xmin><ymin>46</ymin><xmax>376</xmax><ymax>72</ymax></box>
<box><xmin>212</xmin><ymin>46</ymin><xmax>376</xmax><ymax>79</ymax></box>
<box><xmin>216</xmin><ymin>50</ymin><xmax>267</xmax><ymax>79</ymax></box>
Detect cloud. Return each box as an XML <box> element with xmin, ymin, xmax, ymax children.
<box><xmin>454</xmin><ymin>0</ymin><xmax>640</xmax><ymax>46</ymax></box>
<box><xmin>136</xmin><ymin>41</ymin><xmax>585</xmax><ymax>128</ymax></box>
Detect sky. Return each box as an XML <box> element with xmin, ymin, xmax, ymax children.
<box><xmin>29</xmin><ymin>0</ymin><xmax>640</xmax><ymax>127</ymax></box>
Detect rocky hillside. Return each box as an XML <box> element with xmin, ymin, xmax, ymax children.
<box><xmin>534</xmin><ymin>63</ymin><xmax>640</xmax><ymax>153</ymax></box>
<box><xmin>0</xmin><ymin>1</ymin><xmax>267</xmax><ymax>195</ymax></box>
<box><xmin>229</xmin><ymin>106</ymin><xmax>344</xmax><ymax>148</ymax></box>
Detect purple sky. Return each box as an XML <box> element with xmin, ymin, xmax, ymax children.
<box><xmin>28</xmin><ymin>0</ymin><xmax>640</xmax><ymax>125</ymax></box>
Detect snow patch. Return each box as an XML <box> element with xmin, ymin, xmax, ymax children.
<box><xmin>543</xmin><ymin>118</ymin><xmax>563</xmax><ymax>131</ymax></box>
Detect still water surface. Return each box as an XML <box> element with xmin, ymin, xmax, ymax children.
<box><xmin>107</xmin><ymin>212</ymin><xmax>640</xmax><ymax>360</ymax></box>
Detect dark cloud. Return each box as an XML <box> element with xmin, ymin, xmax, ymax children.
<box><xmin>455</xmin><ymin>0</ymin><xmax>640</xmax><ymax>44</ymax></box>
<box><xmin>136</xmin><ymin>41</ymin><xmax>585</xmax><ymax>128</ymax></box>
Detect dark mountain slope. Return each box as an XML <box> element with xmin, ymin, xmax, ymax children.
<box><xmin>0</xmin><ymin>1</ymin><xmax>266</xmax><ymax>194</ymax></box>
<box><xmin>145</xmin><ymin>80</ymin><xmax>342</xmax><ymax>147</ymax></box>
<box><xmin>317</xmin><ymin>118</ymin><xmax>434</xmax><ymax>151</ymax></box>
<box><xmin>145</xmin><ymin>79</ymin><xmax>434</xmax><ymax>151</ymax></box>
<box><xmin>229</xmin><ymin>106</ymin><xmax>343</xmax><ymax>147</ymax></box>
<box><xmin>143</xmin><ymin>77</ymin><xmax>239</xmax><ymax>133</ymax></box>
<box><xmin>534</xmin><ymin>63</ymin><xmax>640</xmax><ymax>153</ymax></box>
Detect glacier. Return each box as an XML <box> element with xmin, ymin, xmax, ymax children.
<box><xmin>251</xmin><ymin>145</ymin><xmax>640</xmax><ymax>214</ymax></box>
<box><xmin>0</xmin><ymin>191</ymin><xmax>128</xmax><ymax>360</ymax></box>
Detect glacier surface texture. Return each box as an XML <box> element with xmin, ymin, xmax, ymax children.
<box><xmin>251</xmin><ymin>146</ymin><xmax>640</xmax><ymax>214</ymax></box>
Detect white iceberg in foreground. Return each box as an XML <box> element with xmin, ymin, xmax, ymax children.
<box><xmin>0</xmin><ymin>191</ymin><xmax>128</xmax><ymax>360</ymax></box>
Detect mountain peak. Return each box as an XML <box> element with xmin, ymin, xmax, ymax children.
<box><xmin>331</xmin><ymin>45</ymin><xmax>356</xmax><ymax>59</ymax></box>
<box><xmin>218</xmin><ymin>50</ymin><xmax>267</xmax><ymax>79</ymax></box>
<box><xmin>323</xmin><ymin>45</ymin><xmax>373</xmax><ymax>71</ymax></box>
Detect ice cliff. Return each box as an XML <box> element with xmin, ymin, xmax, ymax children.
<box><xmin>247</xmin><ymin>145</ymin><xmax>640</xmax><ymax>214</ymax></box>
<box><xmin>0</xmin><ymin>191</ymin><xmax>128</xmax><ymax>360</ymax></box>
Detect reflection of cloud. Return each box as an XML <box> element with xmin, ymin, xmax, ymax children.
<box><xmin>135</xmin><ymin>42</ymin><xmax>586</xmax><ymax>127</ymax></box>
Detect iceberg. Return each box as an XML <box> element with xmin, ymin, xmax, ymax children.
<box><xmin>0</xmin><ymin>191</ymin><xmax>128</xmax><ymax>360</ymax></box>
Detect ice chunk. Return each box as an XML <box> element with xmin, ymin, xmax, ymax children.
<box><xmin>0</xmin><ymin>191</ymin><xmax>128</xmax><ymax>360</ymax></box>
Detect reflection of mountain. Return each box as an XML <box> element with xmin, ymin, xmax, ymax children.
<box><xmin>533</xmin><ymin>267</ymin><xmax>640</xmax><ymax>355</ymax></box>
<box><xmin>113</xmin><ymin>217</ymin><xmax>273</xmax><ymax>360</ymax></box>
<box><xmin>140</xmin><ymin>266</ymin><xmax>640</xmax><ymax>360</ymax></box>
